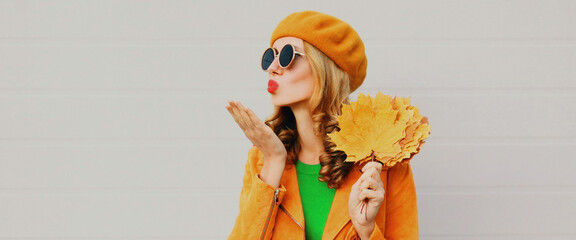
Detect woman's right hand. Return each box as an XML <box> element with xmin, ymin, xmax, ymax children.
<box><xmin>226</xmin><ymin>100</ymin><xmax>287</xmax><ymax>187</ymax></box>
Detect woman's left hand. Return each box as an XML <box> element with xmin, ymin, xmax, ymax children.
<box><xmin>348</xmin><ymin>161</ymin><xmax>385</xmax><ymax>239</ymax></box>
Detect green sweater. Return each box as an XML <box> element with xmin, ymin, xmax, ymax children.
<box><xmin>296</xmin><ymin>161</ymin><xmax>337</xmax><ymax>240</ymax></box>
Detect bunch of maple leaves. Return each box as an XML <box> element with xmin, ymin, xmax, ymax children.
<box><xmin>328</xmin><ymin>92</ymin><xmax>431</xmax><ymax>167</ymax></box>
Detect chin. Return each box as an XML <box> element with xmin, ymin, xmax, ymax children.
<box><xmin>270</xmin><ymin>96</ymin><xmax>309</xmax><ymax>109</ymax></box>
<box><xmin>270</xmin><ymin>97</ymin><xmax>289</xmax><ymax>107</ymax></box>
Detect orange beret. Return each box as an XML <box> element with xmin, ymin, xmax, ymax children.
<box><xmin>271</xmin><ymin>11</ymin><xmax>367</xmax><ymax>92</ymax></box>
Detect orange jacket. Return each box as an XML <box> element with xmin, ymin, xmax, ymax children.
<box><xmin>229</xmin><ymin>146</ymin><xmax>419</xmax><ymax>240</ymax></box>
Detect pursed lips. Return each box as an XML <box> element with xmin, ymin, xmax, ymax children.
<box><xmin>267</xmin><ymin>80</ymin><xmax>279</xmax><ymax>93</ymax></box>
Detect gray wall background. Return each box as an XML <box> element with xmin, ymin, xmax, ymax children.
<box><xmin>1</xmin><ymin>0</ymin><xmax>575</xmax><ymax>239</ymax></box>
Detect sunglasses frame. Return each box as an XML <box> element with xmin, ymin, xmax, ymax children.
<box><xmin>261</xmin><ymin>44</ymin><xmax>306</xmax><ymax>71</ymax></box>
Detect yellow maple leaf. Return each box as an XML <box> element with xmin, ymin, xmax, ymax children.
<box><xmin>328</xmin><ymin>92</ymin><xmax>431</xmax><ymax>167</ymax></box>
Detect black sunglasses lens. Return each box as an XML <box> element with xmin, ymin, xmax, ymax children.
<box><xmin>279</xmin><ymin>45</ymin><xmax>294</xmax><ymax>68</ymax></box>
<box><xmin>261</xmin><ymin>48</ymin><xmax>275</xmax><ymax>70</ymax></box>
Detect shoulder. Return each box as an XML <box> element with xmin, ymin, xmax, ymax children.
<box><xmin>388</xmin><ymin>160</ymin><xmax>412</xmax><ymax>170</ymax></box>
<box><xmin>387</xmin><ymin>161</ymin><xmax>413</xmax><ymax>176</ymax></box>
<box><xmin>385</xmin><ymin>161</ymin><xmax>416</xmax><ymax>191</ymax></box>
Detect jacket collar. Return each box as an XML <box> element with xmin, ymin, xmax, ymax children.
<box><xmin>323</xmin><ymin>166</ymin><xmax>362</xmax><ymax>239</ymax></box>
<box><xmin>279</xmin><ymin>164</ymin><xmax>305</xmax><ymax>226</ymax></box>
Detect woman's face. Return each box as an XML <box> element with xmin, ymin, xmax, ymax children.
<box><xmin>266</xmin><ymin>37</ymin><xmax>315</xmax><ymax>109</ymax></box>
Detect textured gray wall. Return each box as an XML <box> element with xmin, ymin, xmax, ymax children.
<box><xmin>1</xmin><ymin>0</ymin><xmax>575</xmax><ymax>239</ymax></box>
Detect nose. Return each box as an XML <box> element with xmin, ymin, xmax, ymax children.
<box><xmin>266</xmin><ymin>55</ymin><xmax>282</xmax><ymax>75</ymax></box>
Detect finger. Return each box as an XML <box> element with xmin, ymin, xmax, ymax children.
<box><xmin>226</xmin><ymin>101</ymin><xmax>240</xmax><ymax>117</ymax></box>
<box><xmin>362</xmin><ymin>162</ymin><xmax>383</xmax><ymax>173</ymax></box>
<box><xmin>359</xmin><ymin>189</ymin><xmax>385</xmax><ymax>203</ymax></box>
<box><xmin>358</xmin><ymin>188</ymin><xmax>372</xmax><ymax>202</ymax></box>
<box><xmin>360</xmin><ymin>177</ymin><xmax>378</xmax><ymax>191</ymax></box>
<box><xmin>225</xmin><ymin>101</ymin><xmax>242</xmax><ymax>125</ymax></box>
<box><xmin>359</xmin><ymin>167</ymin><xmax>380</xmax><ymax>183</ymax></box>
<box><xmin>230</xmin><ymin>101</ymin><xmax>253</xmax><ymax>130</ymax></box>
<box><xmin>227</xmin><ymin>101</ymin><xmax>248</xmax><ymax>130</ymax></box>
<box><xmin>225</xmin><ymin>103</ymin><xmax>233</xmax><ymax>114</ymax></box>
<box><xmin>245</xmin><ymin>107</ymin><xmax>265</xmax><ymax>128</ymax></box>
<box><xmin>234</xmin><ymin>102</ymin><xmax>256</xmax><ymax>129</ymax></box>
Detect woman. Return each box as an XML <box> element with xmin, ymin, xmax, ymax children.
<box><xmin>226</xmin><ymin>11</ymin><xmax>418</xmax><ymax>240</ymax></box>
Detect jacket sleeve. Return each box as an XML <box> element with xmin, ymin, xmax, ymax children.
<box><xmin>384</xmin><ymin>161</ymin><xmax>419</xmax><ymax>239</ymax></box>
<box><xmin>344</xmin><ymin>222</ymin><xmax>386</xmax><ymax>239</ymax></box>
<box><xmin>228</xmin><ymin>146</ymin><xmax>287</xmax><ymax>240</ymax></box>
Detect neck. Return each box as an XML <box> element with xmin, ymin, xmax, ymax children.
<box><xmin>291</xmin><ymin>102</ymin><xmax>325</xmax><ymax>165</ymax></box>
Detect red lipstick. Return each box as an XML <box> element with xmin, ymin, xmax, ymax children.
<box><xmin>267</xmin><ymin>80</ymin><xmax>279</xmax><ymax>93</ymax></box>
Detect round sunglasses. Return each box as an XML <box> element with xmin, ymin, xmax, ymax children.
<box><xmin>261</xmin><ymin>44</ymin><xmax>306</xmax><ymax>71</ymax></box>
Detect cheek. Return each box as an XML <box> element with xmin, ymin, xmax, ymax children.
<box><xmin>290</xmin><ymin>66</ymin><xmax>315</xmax><ymax>94</ymax></box>
<box><xmin>303</xmin><ymin>78</ymin><xmax>315</xmax><ymax>96</ymax></box>
<box><xmin>286</xmin><ymin>75</ymin><xmax>314</xmax><ymax>98</ymax></box>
